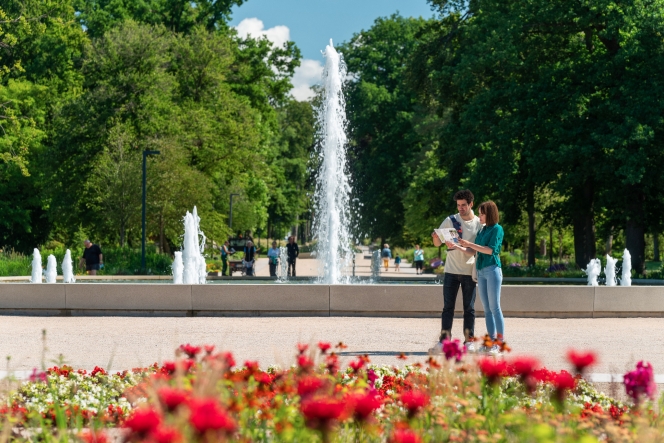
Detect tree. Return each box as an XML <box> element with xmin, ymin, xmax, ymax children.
<box><xmin>340</xmin><ymin>14</ymin><xmax>436</xmax><ymax>245</ymax></box>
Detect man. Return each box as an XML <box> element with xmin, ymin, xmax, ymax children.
<box><xmin>221</xmin><ymin>241</ymin><xmax>233</xmax><ymax>276</ymax></box>
<box><xmin>286</xmin><ymin>236</ymin><xmax>299</xmax><ymax>277</ymax></box>
<box><xmin>431</xmin><ymin>189</ymin><xmax>481</xmax><ymax>352</ymax></box>
<box><xmin>381</xmin><ymin>243</ymin><xmax>392</xmax><ymax>271</ymax></box>
<box><xmin>243</xmin><ymin>241</ymin><xmax>257</xmax><ymax>276</ymax></box>
<box><xmin>79</xmin><ymin>240</ymin><xmax>103</xmax><ymax>275</ymax></box>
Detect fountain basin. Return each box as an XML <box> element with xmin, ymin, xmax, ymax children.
<box><xmin>0</xmin><ymin>284</ymin><xmax>662</xmax><ymax>317</ymax></box>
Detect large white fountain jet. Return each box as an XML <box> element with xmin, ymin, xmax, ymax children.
<box><xmin>313</xmin><ymin>40</ymin><xmax>354</xmax><ymax>284</ymax></box>
<box><xmin>31</xmin><ymin>248</ymin><xmax>42</xmax><ymax>283</ymax></box>
<box><xmin>584</xmin><ymin>258</ymin><xmax>601</xmax><ymax>286</ymax></box>
<box><xmin>182</xmin><ymin>207</ymin><xmax>207</xmax><ymax>284</ymax></box>
<box><xmin>62</xmin><ymin>249</ymin><xmax>76</xmax><ymax>283</ymax></box>
<box><xmin>604</xmin><ymin>254</ymin><xmax>618</xmax><ymax>286</ymax></box>
<box><xmin>45</xmin><ymin>255</ymin><xmax>57</xmax><ymax>283</ymax></box>
<box><xmin>620</xmin><ymin>249</ymin><xmax>632</xmax><ymax>286</ymax></box>
<box><xmin>172</xmin><ymin>251</ymin><xmax>184</xmax><ymax>284</ymax></box>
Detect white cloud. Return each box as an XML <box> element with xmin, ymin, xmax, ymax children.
<box><xmin>291</xmin><ymin>59</ymin><xmax>323</xmax><ymax>101</ymax></box>
<box><xmin>235</xmin><ymin>17</ymin><xmax>290</xmax><ymax>49</ymax></box>
<box><xmin>234</xmin><ymin>18</ymin><xmax>323</xmax><ymax>102</ymax></box>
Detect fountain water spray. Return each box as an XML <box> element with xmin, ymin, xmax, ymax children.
<box><xmin>31</xmin><ymin>248</ymin><xmax>42</xmax><ymax>283</ymax></box>
<box><xmin>45</xmin><ymin>255</ymin><xmax>57</xmax><ymax>283</ymax></box>
<box><xmin>620</xmin><ymin>249</ymin><xmax>632</xmax><ymax>286</ymax></box>
<box><xmin>584</xmin><ymin>258</ymin><xmax>601</xmax><ymax>286</ymax></box>
<box><xmin>604</xmin><ymin>254</ymin><xmax>618</xmax><ymax>286</ymax></box>
<box><xmin>277</xmin><ymin>246</ymin><xmax>289</xmax><ymax>282</ymax></box>
<box><xmin>182</xmin><ymin>207</ymin><xmax>207</xmax><ymax>284</ymax></box>
<box><xmin>172</xmin><ymin>251</ymin><xmax>184</xmax><ymax>284</ymax></box>
<box><xmin>62</xmin><ymin>249</ymin><xmax>76</xmax><ymax>283</ymax></box>
<box><xmin>312</xmin><ymin>40</ymin><xmax>354</xmax><ymax>284</ymax></box>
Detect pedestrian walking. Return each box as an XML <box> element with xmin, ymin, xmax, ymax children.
<box><xmin>414</xmin><ymin>245</ymin><xmax>424</xmax><ymax>275</ymax></box>
<box><xmin>267</xmin><ymin>241</ymin><xmax>280</xmax><ymax>277</ymax></box>
<box><xmin>243</xmin><ymin>241</ymin><xmax>258</xmax><ymax>276</ymax></box>
<box><xmin>286</xmin><ymin>236</ymin><xmax>299</xmax><ymax>277</ymax></box>
<box><xmin>430</xmin><ymin>189</ymin><xmax>481</xmax><ymax>352</ymax></box>
<box><xmin>394</xmin><ymin>254</ymin><xmax>401</xmax><ymax>272</ymax></box>
<box><xmin>221</xmin><ymin>241</ymin><xmax>233</xmax><ymax>276</ymax></box>
<box><xmin>78</xmin><ymin>240</ymin><xmax>103</xmax><ymax>275</ymax></box>
<box><xmin>381</xmin><ymin>244</ymin><xmax>391</xmax><ymax>271</ymax></box>
<box><xmin>458</xmin><ymin>201</ymin><xmax>505</xmax><ymax>353</ymax></box>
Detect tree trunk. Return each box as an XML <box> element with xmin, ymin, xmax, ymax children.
<box><xmin>558</xmin><ymin>229</ymin><xmax>563</xmax><ymax>262</ymax></box>
<box><xmin>625</xmin><ymin>186</ymin><xmax>646</xmax><ymax>275</ymax></box>
<box><xmin>654</xmin><ymin>234</ymin><xmax>660</xmax><ymax>262</ymax></box>
<box><xmin>120</xmin><ymin>222</ymin><xmax>126</xmax><ymax>248</ymax></box>
<box><xmin>548</xmin><ymin>226</ymin><xmax>553</xmax><ymax>267</ymax></box>
<box><xmin>159</xmin><ymin>213</ymin><xmax>165</xmax><ymax>254</ymax></box>
<box><xmin>527</xmin><ymin>185</ymin><xmax>536</xmax><ymax>267</ymax></box>
<box><xmin>573</xmin><ymin>179</ymin><xmax>596</xmax><ymax>268</ymax></box>
<box><xmin>605</xmin><ymin>235</ymin><xmax>613</xmax><ymax>255</ymax></box>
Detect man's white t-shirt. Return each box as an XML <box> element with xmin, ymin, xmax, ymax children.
<box><xmin>438</xmin><ymin>211</ymin><xmax>482</xmax><ymax>276</ymax></box>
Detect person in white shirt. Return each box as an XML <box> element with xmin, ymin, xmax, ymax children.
<box><xmin>431</xmin><ymin>190</ymin><xmax>482</xmax><ymax>352</ymax></box>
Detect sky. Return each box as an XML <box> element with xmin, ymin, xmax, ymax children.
<box><xmin>230</xmin><ymin>0</ymin><xmax>436</xmax><ymax>100</ymax></box>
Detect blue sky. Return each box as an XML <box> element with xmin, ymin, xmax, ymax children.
<box><xmin>229</xmin><ymin>0</ymin><xmax>436</xmax><ymax>100</ymax></box>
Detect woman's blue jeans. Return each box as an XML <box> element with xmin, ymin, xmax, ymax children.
<box><xmin>477</xmin><ymin>264</ymin><xmax>504</xmax><ymax>339</ymax></box>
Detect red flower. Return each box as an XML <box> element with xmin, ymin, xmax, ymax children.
<box><xmin>79</xmin><ymin>430</ymin><xmax>108</xmax><ymax>443</ymax></box>
<box><xmin>244</xmin><ymin>360</ymin><xmax>259</xmax><ymax>373</ymax></box>
<box><xmin>220</xmin><ymin>352</ymin><xmax>235</xmax><ymax>369</ymax></box>
<box><xmin>399</xmin><ymin>390</ymin><xmax>429</xmax><ymax>417</ymax></box>
<box><xmin>389</xmin><ymin>429</ymin><xmax>422</xmax><ymax>443</ymax></box>
<box><xmin>298</xmin><ymin>376</ymin><xmax>325</xmax><ymax>398</ymax></box>
<box><xmin>318</xmin><ymin>342</ymin><xmax>332</xmax><ymax>354</ymax></box>
<box><xmin>300</xmin><ymin>397</ymin><xmax>346</xmax><ymax>430</ymax></box>
<box><xmin>567</xmin><ymin>350</ymin><xmax>597</xmax><ymax>375</ymax></box>
<box><xmin>297</xmin><ymin>343</ymin><xmax>309</xmax><ymax>354</ymax></box>
<box><xmin>149</xmin><ymin>426</ymin><xmax>181</xmax><ymax>443</ymax></box>
<box><xmin>124</xmin><ymin>408</ymin><xmax>162</xmax><ymax>437</ymax></box>
<box><xmin>349</xmin><ymin>358</ymin><xmax>365</xmax><ymax>373</ymax></box>
<box><xmin>552</xmin><ymin>370</ymin><xmax>576</xmax><ymax>403</ymax></box>
<box><xmin>510</xmin><ymin>357</ymin><xmax>540</xmax><ymax>394</ymax></box>
<box><xmin>158</xmin><ymin>387</ymin><xmax>189</xmax><ymax>412</ymax></box>
<box><xmin>91</xmin><ymin>366</ymin><xmax>107</xmax><ymax>377</ymax></box>
<box><xmin>188</xmin><ymin>398</ymin><xmax>236</xmax><ymax>434</ymax></box>
<box><xmin>179</xmin><ymin>344</ymin><xmax>202</xmax><ymax>359</ymax></box>
<box><xmin>325</xmin><ymin>353</ymin><xmax>339</xmax><ymax>373</ymax></box>
<box><xmin>346</xmin><ymin>391</ymin><xmax>381</xmax><ymax>422</ymax></box>
<box><xmin>297</xmin><ymin>355</ymin><xmax>314</xmax><ymax>371</ymax></box>
<box><xmin>161</xmin><ymin>359</ymin><xmax>195</xmax><ymax>375</ymax></box>
<box><xmin>203</xmin><ymin>345</ymin><xmax>215</xmax><ymax>355</ymax></box>
<box><xmin>478</xmin><ymin>358</ymin><xmax>509</xmax><ymax>385</ymax></box>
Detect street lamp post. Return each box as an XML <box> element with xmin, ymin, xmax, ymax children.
<box><xmin>229</xmin><ymin>193</ymin><xmax>240</xmax><ymax>235</ymax></box>
<box><xmin>142</xmin><ymin>150</ymin><xmax>161</xmax><ymax>273</ymax></box>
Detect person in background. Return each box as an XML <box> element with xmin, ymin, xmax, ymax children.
<box><xmin>394</xmin><ymin>253</ymin><xmax>401</xmax><ymax>272</ymax></box>
<box><xmin>430</xmin><ymin>189</ymin><xmax>481</xmax><ymax>353</ymax></box>
<box><xmin>414</xmin><ymin>245</ymin><xmax>424</xmax><ymax>275</ymax></box>
<box><xmin>221</xmin><ymin>241</ymin><xmax>233</xmax><ymax>276</ymax></box>
<box><xmin>286</xmin><ymin>236</ymin><xmax>299</xmax><ymax>277</ymax></box>
<box><xmin>243</xmin><ymin>241</ymin><xmax>258</xmax><ymax>276</ymax></box>
<box><xmin>267</xmin><ymin>241</ymin><xmax>280</xmax><ymax>277</ymax></box>
<box><xmin>458</xmin><ymin>201</ymin><xmax>505</xmax><ymax>354</ymax></box>
<box><xmin>381</xmin><ymin>243</ymin><xmax>392</xmax><ymax>271</ymax></box>
<box><xmin>79</xmin><ymin>240</ymin><xmax>103</xmax><ymax>275</ymax></box>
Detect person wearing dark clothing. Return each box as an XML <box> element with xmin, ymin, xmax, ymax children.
<box><xmin>286</xmin><ymin>236</ymin><xmax>299</xmax><ymax>277</ymax></box>
<box><xmin>79</xmin><ymin>240</ymin><xmax>103</xmax><ymax>275</ymax></box>
<box><xmin>221</xmin><ymin>241</ymin><xmax>233</xmax><ymax>276</ymax></box>
<box><xmin>243</xmin><ymin>241</ymin><xmax>258</xmax><ymax>276</ymax></box>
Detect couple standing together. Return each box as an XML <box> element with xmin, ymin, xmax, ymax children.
<box><xmin>432</xmin><ymin>190</ymin><xmax>505</xmax><ymax>354</ymax></box>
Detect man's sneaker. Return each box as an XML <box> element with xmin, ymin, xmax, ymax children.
<box><xmin>428</xmin><ymin>342</ymin><xmax>443</xmax><ymax>355</ymax></box>
<box><xmin>464</xmin><ymin>341</ymin><xmax>476</xmax><ymax>353</ymax></box>
<box><xmin>489</xmin><ymin>344</ymin><xmax>501</xmax><ymax>355</ymax></box>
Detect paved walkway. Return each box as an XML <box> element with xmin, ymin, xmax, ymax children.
<box><xmin>1</xmin><ymin>317</ymin><xmax>662</xmax><ymax>377</ymax></box>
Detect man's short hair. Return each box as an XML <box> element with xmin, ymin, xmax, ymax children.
<box><xmin>478</xmin><ymin>201</ymin><xmax>500</xmax><ymax>226</ymax></box>
<box><xmin>84</xmin><ymin>239</ymin><xmax>91</xmax><ymax>243</ymax></box>
<box><xmin>453</xmin><ymin>190</ymin><xmax>474</xmax><ymax>205</ymax></box>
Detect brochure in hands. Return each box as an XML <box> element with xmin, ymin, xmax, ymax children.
<box><xmin>434</xmin><ymin>228</ymin><xmax>460</xmax><ymax>244</ymax></box>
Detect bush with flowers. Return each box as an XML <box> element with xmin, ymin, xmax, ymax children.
<box><xmin>0</xmin><ymin>340</ymin><xmax>662</xmax><ymax>442</ymax></box>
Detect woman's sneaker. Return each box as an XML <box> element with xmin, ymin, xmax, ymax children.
<box><xmin>489</xmin><ymin>344</ymin><xmax>501</xmax><ymax>355</ymax></box>
<box><xmin>428</xmin><ymin>341</ymin><xmax>443</xmax><ymax>355</ymax></box>
<box><xmin>464</xmin><ymin>341</ymin><xmax>476</xmax><ymax>353</ymax></box>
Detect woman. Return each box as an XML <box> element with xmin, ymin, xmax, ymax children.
<box><xmin>413</xmin><ymin>245</ymin><xmax>424</xmax><ymax>275</ymax></box>
<box><xmin>267</xmin><ymin>241</ymin><xmax>280</xmax><ymax>277</ymax></box>
<box><xmin>381</xmin><ymin>244</ymin><xmax>392</xmax><ymax>271</ymax></box>
<box><xmin>221</xmin><ymin>241</ymin><xmax>232</xmax><ymax>276</ymax></box>
<box><xmin>243</xmin><ymin>241</ymin><xmax>258</xmax><ymax>276</ymax></box>
<box><xmin>457</xmin><ymin>201</ymin><xmax>505</xmax><ymax>353</ymax></box>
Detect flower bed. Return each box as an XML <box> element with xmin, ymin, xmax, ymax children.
<box><xmin>0</xmin><ymin>341</ymin><xmax>660</xmax><ymax>442</ymax></box>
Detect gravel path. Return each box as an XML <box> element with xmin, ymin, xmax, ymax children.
<box><xmin>1</xmin><ymin>316</ymin><xmax>662</xmax><ymax>375</ymax></box>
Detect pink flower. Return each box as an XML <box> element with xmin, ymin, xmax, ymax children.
<box><xmin>442</xmin><ymin>339</ymin><xmax>466</xmax><ymax>362</ymax></box>
<box><xmin>366</xmin><ymin>369</ymin><xmax>378</xmax><ymax>387</ymax></box>
<box><xmin>624</xmin><ymin>361</ymin><xmax>656</xmax><ymax>405</ymax></box>
<box><xmin>28</xmin><ymin>368</ymin><xmax>47</xmax><ymax>382</ymax></box>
